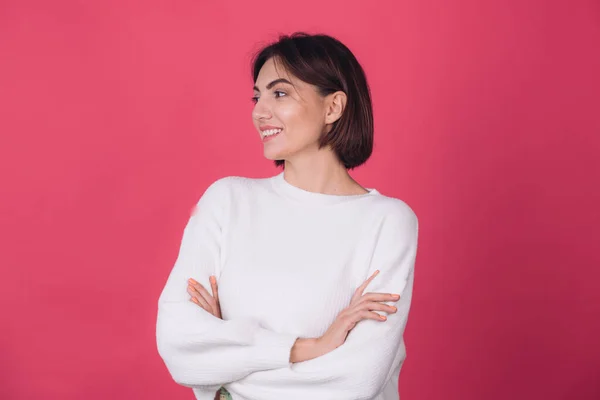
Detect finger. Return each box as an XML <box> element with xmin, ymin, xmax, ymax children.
<box><xmin>354</xmin><ymin>301</ymin><xmax>398</xmax><ymax>314</ymax></box>
<box><xmin>209</xmin><ymin>276</ymin><xmax>221</xmax><ymax>318</ymax></box>
<box><xmin>187</xmin><ymin>284</ymin><xmax>211</xmax><ymax>311</ymax></box>
<box><xmin>189</xmin><ymin>296</ymin><xmax>208</xmax><ymax>310</ymax></box>
<box><xmin>349</xmin><ymin>310</ymin><xmax>387</xmax><ymax>326</ymax></box>
<box><xmin>351</xmin><ymin>270</ymin><xmax>380</xmax><ymax>304</ymax></box>
<box><xmin>210</xmin><ymin>276</ymin><xmax>219</xmax><ymax>304</ymax></box>
<box><xmin>359</xmin><ymin>292</ymin><xmax>401</xmax><ymax>303</ymax></box>
<box><xmin>189</xmin><ymin>279</ymin><xmax>217</xmax><ymax>311</ymax></box>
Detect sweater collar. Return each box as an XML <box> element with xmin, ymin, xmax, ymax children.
<box><xmin>270</xmin><ymin>172</ymin><xmax>379</xmax><ymax>205</ymax></box>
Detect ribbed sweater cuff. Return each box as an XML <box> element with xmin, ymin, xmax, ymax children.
<box><xmin>250</xmin><ymin>330</ymin><xmax>298</xmax><ymax>370</ymax></box>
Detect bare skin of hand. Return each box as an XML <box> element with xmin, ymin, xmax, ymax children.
<box><xmin>187</xmin><ymin>276</ymin><xmax>222</xmax><ymax>319</ymax></box>
<box><xmin>313</xmin><ymin>270</ymin><xmax>400</xmax><ymax>358</ymax></box>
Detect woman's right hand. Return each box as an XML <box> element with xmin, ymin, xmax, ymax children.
<box><xmin>314</xmin><ymin>270</ymin><xmax>401</xmax><ymax>356</ymax></box>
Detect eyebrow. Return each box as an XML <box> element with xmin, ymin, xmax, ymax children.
<box><xmin>253</xmin><ymin>78</ymin><xmax>293</xmax><ymax>92</ymax></box>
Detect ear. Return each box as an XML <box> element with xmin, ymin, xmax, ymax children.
<box><xmin>324</xmin><ymin>91</ymin><xmax>347</xmax><ymax>124</ymax></box>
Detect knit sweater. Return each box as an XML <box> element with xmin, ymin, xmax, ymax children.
<box><xmin>156</xmin><ymin>172</ymin><xmax>419</xmax><ymax>400</ymax></box>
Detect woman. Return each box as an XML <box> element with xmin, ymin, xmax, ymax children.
<box><xmin>156</xmin><ymin>32</ymin><xmax>419</xmax><ymax>400</ymax></box>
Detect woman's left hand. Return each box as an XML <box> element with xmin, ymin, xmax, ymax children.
<box><xmin>187</xmin><ymin>276</ymin><xmax>222</xmax><ymax>319</ymax></box>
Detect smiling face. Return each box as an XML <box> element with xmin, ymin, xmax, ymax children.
<box><xmin>252</xmin><ymin>57</ymin><xmax>332</xmax><ymax>163</ymax></box>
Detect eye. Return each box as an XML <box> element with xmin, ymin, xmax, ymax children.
<box><xmin>274</xmin><ymin>90</ymin><xmax>287</xmax><ymax>98</ymax></box>
<box><xmin>251</xmin><ymin>96</ymin><xmax>259</xmax><ymax>104</ymax></box>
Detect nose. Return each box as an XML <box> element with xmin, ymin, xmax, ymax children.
<box><xmin>252</xmin><ymin>97</ymin><xmax>272</xmax><ymax>121</ymax></box>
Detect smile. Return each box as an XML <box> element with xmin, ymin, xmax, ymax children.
<box><xmin>261</xmin><ymin>128</ymin><xmax>282</xmax><ymax>140</ymax></box>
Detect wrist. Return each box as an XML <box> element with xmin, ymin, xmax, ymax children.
<box><xmin>289</xmin><ymin>338</ymin><xmax>323</xmax><ymax>363</ymax></box>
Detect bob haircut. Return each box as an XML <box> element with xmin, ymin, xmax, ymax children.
<box><xmin>251</xmin><ymin>32</ymin><xmax>374</xmax><ymax>170</ymax></box>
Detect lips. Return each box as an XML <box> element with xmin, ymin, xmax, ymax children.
<box><xmin>261</xmin><ymin>128</ymin><xmax>283</xmax><ymax>141</ymax></box>
<box><xmin>259</xmin><ymin>125</ymin><xmax>283</xmax><ymax>131</ymax></box>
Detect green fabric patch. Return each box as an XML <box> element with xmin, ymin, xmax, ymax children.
<box><xmin>218</xmin><ymin>387</ymin><xmax>233</xmax><ymax>400</ymax></box>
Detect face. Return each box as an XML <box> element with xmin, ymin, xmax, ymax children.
<box><xmin>252</xmin><ymin>57</ymin><xmax>343</xmax><ymax>163</ymax></box>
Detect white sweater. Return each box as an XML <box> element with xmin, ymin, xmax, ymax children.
<box><xmin>156</xmin><ymin>172</ymin><xmax>419</xmax><ymax>400</ymax></box>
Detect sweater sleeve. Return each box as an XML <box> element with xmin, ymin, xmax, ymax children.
<box><xmin>224</xmin><ymin>205</ymin><xmax>419</xmax><ymax>400</ymax></box>
<box><xmin>155</xmin><ymin>178</ymin><xmax>299</xmax><ymax>395</ymax></box>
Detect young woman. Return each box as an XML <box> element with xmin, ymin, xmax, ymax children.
<box><xmin>156</xmin><ymin>32</ymin><xmax>419</xmax><ymax>400</ymax></box>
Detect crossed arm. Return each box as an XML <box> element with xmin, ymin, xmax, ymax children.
<box><xmin>186</xmin><ymin>267</ymin><xmax>416</xmax><ymax>400</ymax></box>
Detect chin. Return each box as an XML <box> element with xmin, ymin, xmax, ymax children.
<box><xmin>263</xmin><ymin>147</ymin><xmax>289</xmax><ymax>161</ymax></box>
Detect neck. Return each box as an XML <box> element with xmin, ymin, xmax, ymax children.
<box><xmin>282</xmin><ymin>150</ymin><xmax>366</xmax><ymax>195</ymax></box>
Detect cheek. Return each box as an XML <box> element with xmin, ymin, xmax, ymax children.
<box><xmin>276</xmin><ymin>102</ymin><xmax>303</xmax><ymax>125</ymax></box>
<box><xmin>277</xmin><ymin>103</ymin><xmax>321</xmax><ymax>138</ymax></box>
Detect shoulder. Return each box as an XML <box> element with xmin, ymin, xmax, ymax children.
<box><xmin>190</xmin><ymin>176</ymin><xmax>251</xmax><ymax>218</ymax></box>
<box><xmin>198</xmin><ymin>174</ymin><xmax>272</xmax><ymax>204</ymax></box>
<box><xmin>368</xmin><ymin>193</ymin><xmax>418</xmax><ymax>233</ymax></box>
<box><xmin>204</xmin><ymin>175</ymin><xmax>270</xmax><ymax>195</ymax></box>
<box><xmin>363</xmin><ymin>195</ymin><xmax>419</xmax><ymax>264</ymax></box>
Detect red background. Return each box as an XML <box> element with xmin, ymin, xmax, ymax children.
<box><xmin>1</xmin><ymin>1</ymin><xmax>599</xmax><ymax>399</ymax></box>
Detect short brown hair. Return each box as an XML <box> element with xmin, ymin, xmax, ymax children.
<box><xmin>251</xmin><ymin>32</ymin><xmax>374</xmax><ymax>170</ymax></box>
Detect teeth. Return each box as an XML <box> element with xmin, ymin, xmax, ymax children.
<box><xmin>262</xmin><ymin>128</ymin><xmax>282</xmax><ymax>137</ymax></box>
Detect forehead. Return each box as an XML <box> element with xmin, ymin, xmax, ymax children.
<box><xmin>254</xmin><ymin>57</ymin><xmax>301</xmax><ymax>89</ymax></box>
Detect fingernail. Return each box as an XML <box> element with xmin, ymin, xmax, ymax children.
<box><xmin>391</xmin><ymin>306</ymin><xmax>397</xmax><ymax>312</ymax></box>
<box><xmin>380</xmin><ymin>315</ymin><xmax>387</xmax><ymax>320</ymax></box>
<box><xmin>191</xmin><ymin>297</ymin><xmax>199</xmax><ymax>303</ymax></box>
<box><xmin>392</xmin><ymin>294</ymin><xmax>400</xmax><ymax>300</ymax></box>
<box><xmin>210</xmin><ymin>276</ymin><xmax>215</xmax><ymax>283</ymax></box>
<box><xmin>188</xmin><ymin>278</ymin><xmax>197</xmax><ymax>285</ymax></box>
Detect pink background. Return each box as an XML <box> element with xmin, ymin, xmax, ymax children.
<box><xmin>1</xmin><ymin>1</ymin><xmax>599</xmax><ymax>399</ymax></box>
